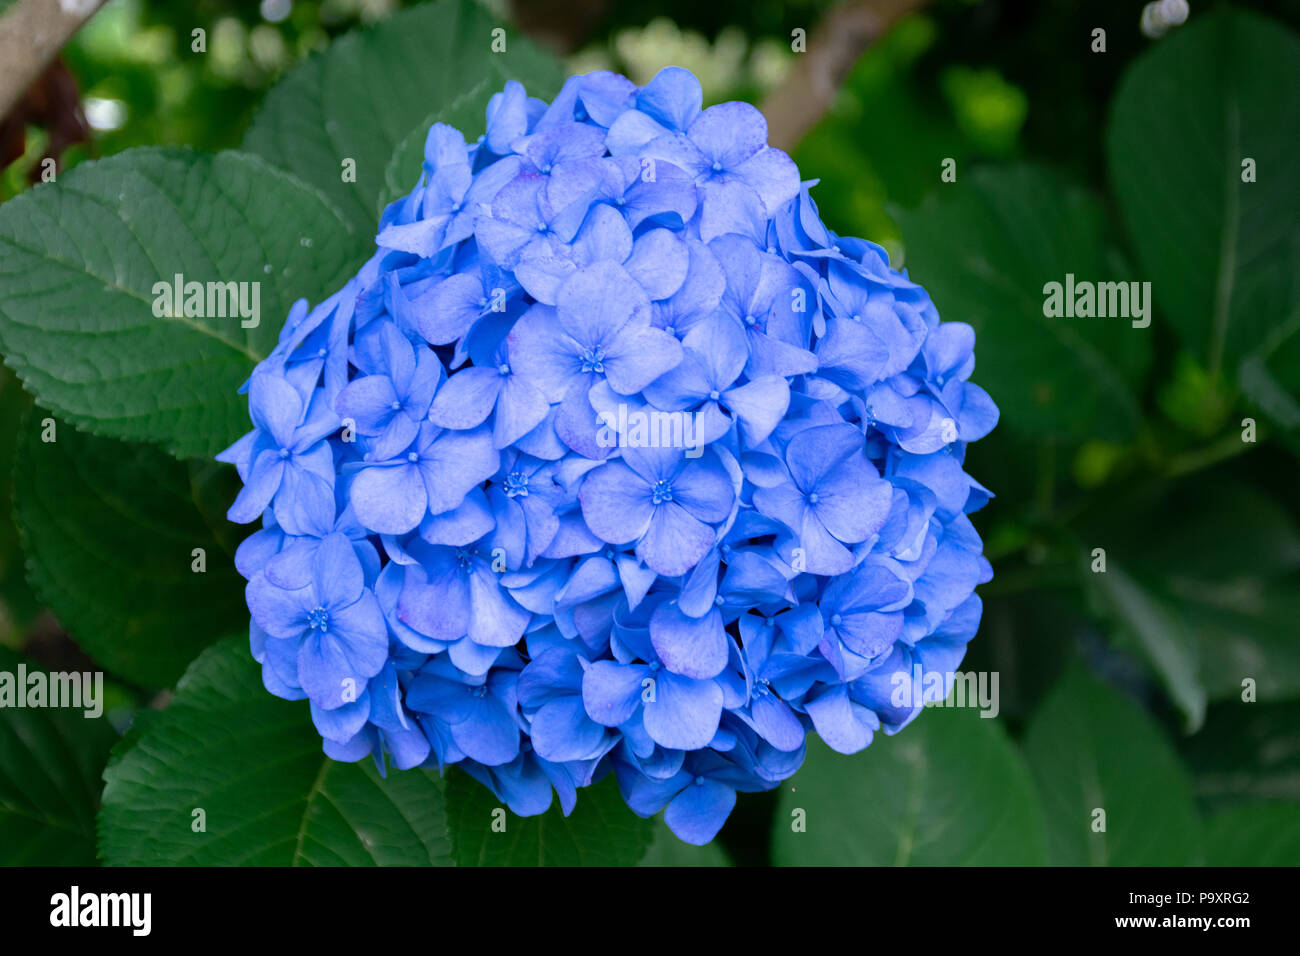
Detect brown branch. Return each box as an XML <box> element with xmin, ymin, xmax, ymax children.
<box><xmin>0</xmin><ymin>0</ymin><xmax>107</xmax><ymax>121</ymax></box>
<box><xmin>760</xmin><ymin>0</ymin><xmax>928</xmax><ymax>153</ymax></box>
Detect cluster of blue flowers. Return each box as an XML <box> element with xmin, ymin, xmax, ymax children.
<box><xmin>220</xmin><ymin>67</ymin><xmax>998</xmax><ymax>845</ymax></box>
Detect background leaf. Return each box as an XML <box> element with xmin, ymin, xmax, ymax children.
<box><xmin>896</xmin><ymin>165</ymin><xmax>1150</xmax><ymax>442</ymax></box>
<box><xmin>1023</xmin><ymin>664</ymin><xmax>1202</xmax><ymax>865</ymax></box>
<box><xmin>772</xmin><ymin>706</ymin><xmax>1047</xmax><ymax>866</ymax></box>
<box><xmin>1082</xmin><ymin>477</ymin><xmax>1300</xmax><ymax>729</ymax></box>
<box><xmin>1107</xmin><ymin>7</ymin><xmax>1300</xmax><ymax>382</ymax></box>
<box><xmin>1087</xmin><ymin>564</ymin><xmax>1206</xmax><ymax>733</ymax></box>
<box><xmin>445</xmin><ymin>768</ymin><xmax>652</xmax><ymax>866</ymax></box>
<box><xmin>14</xmin><ymin>417</ymin><xmax>246</xmax><ymax>688</ymax></box>
<box><xmin>244</xmin><ymin>0</ymin><xmax>563</xmax><ymax>237</ymax></box>
<box><xmin>98</xmin><ymin>637</ymin><xmax>453</xmax><ymax>866</ymax></box>
<box><xmin>0</xmin><ymin>147</ymin><xmax>357</xmax><ymax>459</ymax></box>
<box><xmin>1181</xmin><ymin>701</ymin><xmax>1300</xmax><ymax>813</ymax></box>
<box><xmin>1203</xmin><ymin>803</ymin><xmax>1300</xmax><ymax>866</ymax></box>
<box><xmin>0</xmin><ymin>647</ymin><xmax>117</xmax><ymax>865</ymax></box>
<box><xmin>0</xmin><ymin>366</ymin><xmax>37</xmax><ymax>640</ymax></box>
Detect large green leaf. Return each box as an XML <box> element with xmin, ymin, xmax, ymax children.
<box><xmin>244</xmin><ymin>0</ymin><xmax>563</xmax><ymax>236</ymax></box>
<box><xmin>446</xmin><ymin>768</ymin><xmax>653</xmax><ymax>866</ymax></box>
<box><xmin>1204</xmin><ymin>803</ymin><xmax>1300</xmax><ymax>866</ymax></box>
<box><xmin>1082</xmin><ymin>478</ymin><xmax>1300</xmax><ymax>729</ymax></box>
<box><xmin>0</xmin><ymin>647</ymin><xmax>118</xmax><ymax>865</ymax></box>
<box><xmin>0</xmin><ymin>147</ymin><xmax>358</xmax><ymax>459</ymax></box>
<box><xmin>772</xmin><ymin>706</ymin><xmax>1047</xmax><ymax>865</ymax></box>
<box><xmin>13</xmin><ymin>418</ymin><xmax>247</xmax><ymax>688</ymax></box>
<box><xmin>1023</xmin><ymin>665</ymin><xmax>1201</xmax><ymax>866</ymax></box>
<box><xmin>98</xmin><ymin>637</ymin><xmax>453</xmax><ymax>865</ymax></box>
<box><xmin>1107</xmin><ymin>8</ymin><xmax>1300</xmax><ymax>384</ymax></box>
<box><xmin>895</xmin><ymin>165</ymin><xmax>1150</xmax><ymax>442</ymax></box>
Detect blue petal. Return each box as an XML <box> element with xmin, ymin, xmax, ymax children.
<box><xmin>665</xmin><ymin>778</ymin><xmax>735</xmax><ymax>845</ymax></box>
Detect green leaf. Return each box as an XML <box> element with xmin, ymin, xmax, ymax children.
<box><xmin>1089</xmin><ymin>564</ymin><xmax>1206</xmax><ymax>732</ymax></box>
<box><xmin>895</xmin><ymin>165</ymin><xmax>1150</xmax><ymax>442</ymax></box>
<box><xmin>772</xmin><ymin>706</ymin><xmax>1047</xmax><ymax>865</ymax></box>
<box><xmin>1023</xmin><ymin>664</ymin><xmax>1201</xmax><ymax>866</ymax></box>
<box><xmin>1107</xmin><ymin>8</ymin><xmax>1300</xmax><ymax>382</ymax></box>
<box><xmin>13</xmin><ymin>417</ymin><xmax>247</xmax><ymax>688</ymax></box>
<box><xmin>0</xmin><ymin>147</ymin><xmax>358</xmax><ymax>459</ymax></box>
<box><xmin>0</xmin><ymin>366</ymin><xmax>37</xmax><ymax>640</ymax></box>
<box><xmin>446</xmin><ymin>768</ymin><xmax>652</xmax><ymax>866</ymax></box>
<box><xmin>1204</xmin><ymin>803</ymin><xmax>1300</xmax><ymax>866</ymax></box>
<box><xmin>1082</xmin><ymin>478</ymin><xmax>1300</xmax><ymax>728</ymax></box>
<box><xmin>244</xmin><ymin>0</ymin><xmax>563</xmax><ymax>236</ymax></box>
<box><xmin>1241</xmin><ymin>342</ymin><xmax>1300</xmax><ymax>432</ymax></box>
<box><xmin>1181</xmin><ymin>701</ymin><xmax>1300</xmax><ymax>812</ymax></box>
<box><xmin>639</xmin><ymin>819</ymin><xmax>732</xmax><ymax>866</ymax></box>
<box><xmin>0</xmin><ymin>647</ymin><xmax>118</xmax><ymax>865</ymax></box>
<box><xmin>98</xmin><ymin>637</ymin><xmax>453</xmax><ymax>865</ymax></box>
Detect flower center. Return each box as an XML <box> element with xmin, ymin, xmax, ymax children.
<box><xmin>504</xmin><ymin>470</ymin><xmax>529</xmax><ymax>498</ymax></box>
<box><xmin>651</xmin><ymin>479</ymin><xmax>674</xmax><ymax>505</ymax></box>
<box><xmin>829</xmin><ymin>613</ymin><xmax>843</xmax><ymax>627</ymax></box>
<box><xmin>753</xmin><ymin>677</ymin><xmax>772</xmax><ymax>698</ymax></box>
<box><xmin>708</xmin><ymin>389</ymin><xmax>720</xmax><ymax>401</ymax></box>
<box><xmin>807</xmin><ymin>492</ymin><xmax>820</xmax><ymax>505</ymax></box>
<box><xmin>580</xmin><ymin>345</ymin><xmax>606</xmax><ymax>374</ymax></box>
<box><xmin>498</xmin><ymin>363</ymin><xmax>511</xmax><ymax>376</ymax></box>
<box><xmin>307</xmin><ymin>606</ymin><xmax>329</xmax><ymax>631</ymax></box>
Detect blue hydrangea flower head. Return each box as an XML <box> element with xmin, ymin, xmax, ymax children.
<box><xmin>221</xmin><ymin>65</ymin><xmax>998</xmax><ymax>846</ymax></box>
